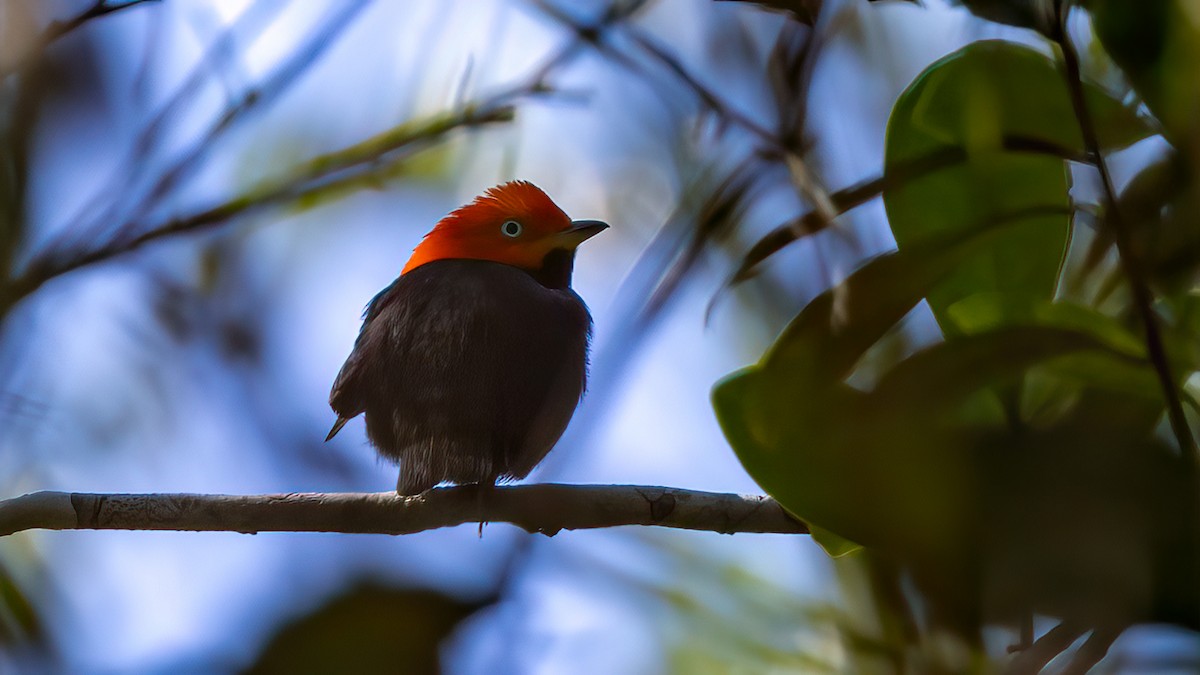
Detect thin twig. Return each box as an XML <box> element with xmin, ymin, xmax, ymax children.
<box><xmin>1005</xmin><ymin>622</ymin><xmax>1086</xmax><ymax>674</ymax></box>
<box><xmin>620</xmin><ymin>14</ymin><xmax>839</xmax><ymax>235</ymax></box>
<box><xmin>622</xmin><ymin>23</ymin><xmax>781</xmax><ymax>147</ymax></box>
<box><xmin>42</xmin><ymin>0</ymin><xmax>158</xmax><ymax>42</ymax></box>
<box><xmin>48</xmin><ymin>1</ymin><xmax>289</xmax><ymax>260</ymax></box>
<box><xmin>532</xmin><ymin>0</ymin><xmax>788</xmax><ymax>152</ymax></box>
<box><xmin>0</xmin><ymin>485</ymin><xmax>809</xmax><ymax>537</ymax></box>
<box><xmin>537</xmin><ymin>0</ymin><xmax>837</xmax><ymax>219</ymax></box>
<box><xmin>0</xmin><ymin>0</ymin><xmax>159</xmax><ymax>79</ymax></box>
<box><xmin>1053</xmin><ymin>4</ymin><xmax>1195</xmax><ymax>458</ymax></box>
<box><xmin>40</xmin><ymin>1</ymin><xmax>371</xmax><ymax>273</ymax></box>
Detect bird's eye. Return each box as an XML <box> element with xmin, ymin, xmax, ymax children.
<box><xmin>501</xmin><ymin>220</ymin><xmax>523</xmax><ymax>238</ymax></box>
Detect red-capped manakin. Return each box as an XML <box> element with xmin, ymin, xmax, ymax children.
<box><xmin>326</xmin><ymin>181</ymin><xmax>607</xmax><ymax>494</ymax></box>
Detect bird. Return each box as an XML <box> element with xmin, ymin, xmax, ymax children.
<box><xmin>326</xmin><ymin>181</ymin><xmax>607</xmax><ymax>495</ymax></box>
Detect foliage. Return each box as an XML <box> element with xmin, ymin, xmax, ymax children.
<box><xmin>714</xmin><ymin>0</ymin><xmax>1200</xmax><ymax>666</ymax></box>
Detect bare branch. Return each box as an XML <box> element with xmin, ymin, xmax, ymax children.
<box><xmin>1053</xmin><ymin>5</ymin><xmax>1195</xmax><ymax>459</ymax></box>
<box><xmin>0</xmin><ymin>485</ymin><xmax>809</xmax><ymax>538</ymax></box>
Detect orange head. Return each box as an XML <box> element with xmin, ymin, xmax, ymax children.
<box><xmin>402</xmin><ymin>181</ymin><xmax>607</xmax><ymax>276</ymax></box>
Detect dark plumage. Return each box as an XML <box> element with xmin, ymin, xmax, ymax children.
<box><xmin>325</xmin><ymin>182</ymin><xmax>605</xmax><ymax>494</ymax></box>
<box><xmin>328</xmin><ymin>259</ymin><xmax>590</xmax><ymax>494</ymax></box>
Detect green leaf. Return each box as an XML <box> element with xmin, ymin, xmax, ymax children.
<box><xmin>713</xmin><ymin>235</ymin><xmax>1049</xmax><ymax>556</ymax></box>
<box><xmin>868</xmin><ymin>324</ymin><xmax>1142</xmax><ymax>416</ymax></box>
<box><xmin>715</xmin><ymin>355</ymin><xmax>973</xmax><ymax>560</ymax></box>
<box><xmin>809</xmin><ymin>525</ymin><xmax>863</xmax><ymax>558</ymax></box>
<box><xmin>884</xmin><ymin>40</ymin><xmax>1152</xmax><ymax>334</ymax></box>
<box><xmin>757</xmin><ymin>212</ymin><xmax>1055</xmax><ymax>389</ymax></box>
<box><xmin>714</xmin><ymin>231</ymin><xmax>1148</xmax><ymax>559</ymax></box>
<box><xmin>1121</xmin><ymin>154</ymin><xmax>1200</xmax><ymax>293</ymax></box>
<box><xmin>715</xmin><ymin>324</ymin><xmax>1140</xmax><ymax>561</ymax></box>
<box><xmin>1090</xmin><ymin>0</ymin><xmax>1200</xmax><ymax>144</ymax></box>
<box><xmin>944</xmin><ymin>294</ymin><xmax>1146</xmax><ymax>356</ymax></box>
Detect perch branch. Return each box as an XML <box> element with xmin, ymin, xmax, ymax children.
<box><xmin>0</xmin><ymin>485</ymin><xmax>809</xmax><ymax>538</ymax></box>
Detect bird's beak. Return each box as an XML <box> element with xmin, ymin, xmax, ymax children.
<box><xmin>554</xmin><ymin>220</ymin><xmax>609</xmax><ymax>249</ymax></box>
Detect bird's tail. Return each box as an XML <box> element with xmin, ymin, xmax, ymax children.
<box><xmin>325</xmin><ymin>417</ymin><xmax>349</xmax><ymax>442</ymax></box>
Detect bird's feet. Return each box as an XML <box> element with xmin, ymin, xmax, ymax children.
<box><xmin>468</xmin><ymin>481</ymin><xmax>497</xmax><ymax>538</ymax></box>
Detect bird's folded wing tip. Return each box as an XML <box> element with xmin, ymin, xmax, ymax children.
<box><xmin>325</xmin><ymin>417</ymin><xmax>349</xmax><ymax>442</ymax></box>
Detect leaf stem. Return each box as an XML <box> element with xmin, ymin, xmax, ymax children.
<box><xmin>1053</xmin><ymin>4</ymin><xmax>1196</xmax><ymax>459</ymax></box>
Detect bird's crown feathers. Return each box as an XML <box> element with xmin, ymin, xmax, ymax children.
<box><xmin>401</xmin><ymin>181</ymin><xmax>573</xmax><ymax>274</ymax></box>
<box><xmin>437</xmin><ymin>181</ymin><xmax>569</xmax><ymax>232</ymax></box>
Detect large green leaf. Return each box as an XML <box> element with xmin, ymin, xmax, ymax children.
<box><xmin>759</xmin><ymin>205</ymin><xmax>1066</xmax><ymax>390</ymax></box>
<box><xmin>868</xmin><ymin>324</ymin><xmax>1140</xmax><ymax>416</ymax></box>
<box><xmin>712</xmin><ymin>226</ymin><xmax>1130</xmax><ymax>559</ymax></box>
<box><xmin>884</xmin><ymin>40</ymin><xmax>1152</xmax><ymax>335</ymax></box>
<box><xmin>1090</xmin><ymin>0</ymin><xmax>1200</xmax><ymax>145</ymax></box>
<box><xmin>944</xmin><ymin>294</ymin><xmax>1145</xmax><ymax>356</ymax></box>
<box><xmin>713</xmin><ymin>240</ymin><xmax>970</xmax><ymax>556</ymax></box>
<box><xmin>717</xmin><ymin>326</ymin><xmax>1132</xmax><ymax>556</ymax></box>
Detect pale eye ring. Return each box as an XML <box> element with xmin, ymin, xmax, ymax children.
<box><xmin>501</xmin><ymin>220</ymin><xmax>523</xmax><ymax>238</ymax></box>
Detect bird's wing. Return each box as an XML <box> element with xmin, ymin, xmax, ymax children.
<box><xmin>354</xmin><ymin>264</ymin><xmax>518</xmax><ymax>489</ymax></box>
<box><xmin>326</xmin><ymin>277</ymin><xmax>404</xmax><ymax>438</ymax></box>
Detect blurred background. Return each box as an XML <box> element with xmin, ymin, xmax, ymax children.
<box><xmin>1</xmin><ymin>0</ymin><xmax>1196</xmax><ymax>672</ymax></box>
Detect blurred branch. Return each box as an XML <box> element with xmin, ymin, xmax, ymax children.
<box><xmin>622</xmin><ymin>18</ymin><xmax>838</xmax><ymax>228</ymax></box>
<box><xmin>53</xmin><ymin>1</ymin><xmax>289</xmax><ymax>252</ymax></box>
<box><xmin>564</xmin><ymin>162</ymin><xmax>761</xmax><ymax>471</ymax></box>
<box><xmin>537</xmin><ymin>1</ymin><xmax>819</xmax><ymax>156</ymax></box>
<box><xmin>624</xmin><ymin>23</ymin><xmax>781</xmax><ymax>146</ymax></box>
<box><xmin>40</xmin><ymin>0</ymin><xmax>157</xmax><ymax>41</ymax></box>
<box><xmin>0</xmin><ymin>485</ymin><xmax>809</xmax><ymax>537</ymax></box>
<box><xmin>538</xmin><ymin>1</ymin><xmax>839</xmax><ymax>277</ymax></box>
<box><xmin>534</xmin><ymin>1</ymin><xmax>792</xmax><ymax>152</ymax></box>
<box><xmin>39</xmin><ymin>2</ymin><xmax>370</xmax><ymax>272</ymax></box>
<box><xmin>549</xmin><ymin>0</ymin><xmax>835</xmax><ymax>227</ymax></box>
<box><xmin>7</xmin><ymin>66</ymin><xmax>564</xmax><ymax>304</ymax></box>
<box><xmin>1</xmin><ymin>0</ymin><xmax>159</xmax><ymax>79</ymax></box>
<box><xmin>1053</xmin><ymin>5</ymin><xmax>1195</xmax><ymax>459</ymax></box>
<box><xmin>717</xmin><ymin>0</ymin><xmax>823</xmax><ymax>26</ymax></box>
